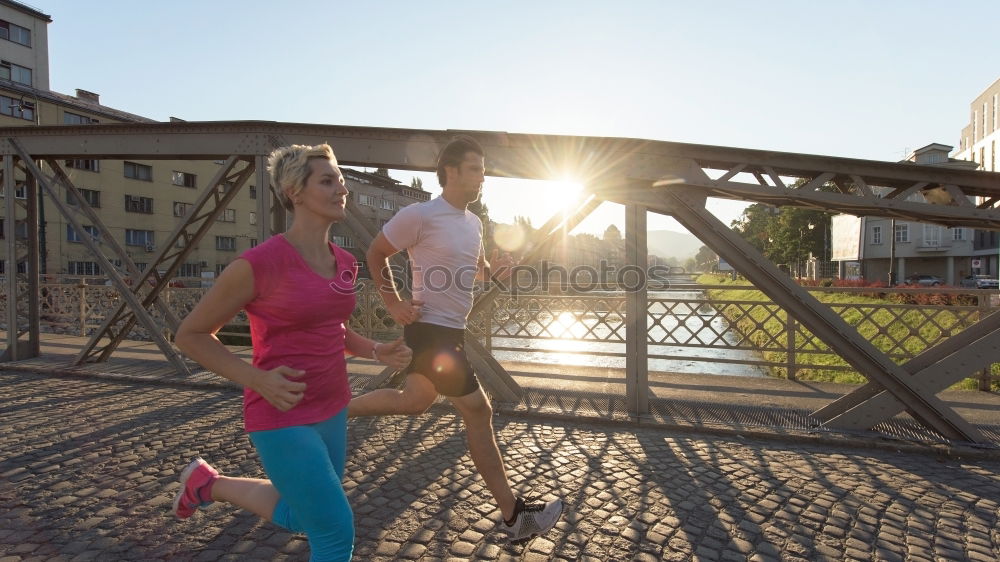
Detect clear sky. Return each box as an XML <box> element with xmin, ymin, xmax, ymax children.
<box><xmin>35</xmin><ymin>0</ymin><xmax>1000</xmax><ymax>236</ymax></box>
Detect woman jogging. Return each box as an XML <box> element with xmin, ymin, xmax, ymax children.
<box><xmin>171</xmin><ymin>143</ymin><xmax>411</xmax><ymax>561</ymax></box>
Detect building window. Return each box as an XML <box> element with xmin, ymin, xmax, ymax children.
<box><xmin>953</xmin><ymin>228</ymin><xmax>966</xmax><ymax>241</ymax></box>
<box><xmin>871</xmin><ymin>225</ymin><xmax>882</xmax><ymax>245</ymax></box>
<box><xmin>380</xmin><ymin>199</ymin><xmax>395</xmax><ymax>211</ymax></box>
<box><xmin>0</xmin><ymin>94</ymin><xmax>33</xmax><ymax>121</ymax></box>
<box><xmin>216</xmin><ymin>262</ymin><xmax>228</xmax><ymax>275</ymax></box>
<box><xmin>215</xmin><ymin>236</ymin><xmax>236</xmax><ymax>251</ymax></box>
<box><xmin>66</xmin><ymin>159</ymin><xmax>100</xmax><ymax>172</ymax></box>
<box><xmin>68</xmin><ymin>261</ymin><xmax>101</xmax><ymax>276</ymax></box>
<box><xmin>2</xmin><ymin>219</ymin><xmax>28</xmax><ymax>239</ymax></box>
<box><xmin>66</xmin><ymin>188</ymin><xmax>101</xmax><ymax>208</ymax></box>
<box><xmin>67</xmin><ymin>224</ymin><xmax>99</xmax><ymax>243</ymax></box>
<box><xmin>894</xmin><ymin>223</ymin><xmax>909</xmax><ymax>243</ymax></box>
<box><xmin>124</xmin><ymin>161</ymin><xmax>153</xmax><ymax>181</ymax></box>
<box><xmin>124</xmin><ymin>195</ymin><xmax>154</xmax><ymax>214</ymax></box>
<box><xmin>359</xmin><ymin>194</ymin><xmax>377</xmax><ymax>207</ymax></box>
<box><xmin>178</xmin><ymin>263</ymin><xmax>200</xmax><ymax>277</ymax></box>
<box><xmin>64</xmin><ymin>112</ymin><xmax>99</xmax><ymax>125</ymax></box>
<box><xmin>215</xmin><ymin>208</ymin><xmax>236</xmax><ymax>223</ymax></box>
<box><xmin>249</xmin><ymin>185</ymin><xmax>257</xmax><ymax>200</ymax></box>
<box><xmin>172</xmin><ymin>171</ymin><xmax>196</xmax><ymax>188</ymax></box>
<box><xmin>994</xmin><ymin>94</ymin><xmax>998</xmax><ymax>132</ymax></box>
<box><xmin>923</xmin><ymin>225</ymin><xmax>941</xmax><ymax>247</ymax></box>
<box><xmin>0</xmin><ymin>60</ymin><xmax>32</xmax><ymax>86</ymax></box>
<box><xmin>172</xmin><ymin>201</ymin><xmax>191</xmax><ymax>217</ymax></box>
<box><xmin>0</xmin><ymin>19</ymin><xmax>31</xmax><ymax>46</ymax></box>
<box><xmin>125</xmin><ymin>229</ymin><xmax>155</xmax><ymax>248</ymax></box>
<box><xmin>250</xmin><ymin>238</ymin><xmax>258</xmax><ymax>248</ymax></box>
<box><xmin>331</xmin><ymin>235</ymin><xmax>354</xmax><ymax>248</ymax></box>
<box><xmin>2</xmin><ymin>181</ymin><xmax>28</xmax><ymax>199</ymax></box>
<box><xmin>249</xmin><ymin>211</ymin><xmax>257</xmax><ymax>225</ymax></box>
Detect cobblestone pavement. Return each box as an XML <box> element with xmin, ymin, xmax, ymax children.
<box><xmin>2</xmin><ymin>370</ymin><xmax>999</xmax><ymax>561</ymax></box>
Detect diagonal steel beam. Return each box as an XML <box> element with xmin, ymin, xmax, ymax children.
<box><xmin>653</xmin><ymin>182</ymin><xmax>985</xmax><ymax>443</ymax></box>
<box><xmin>813</xmin><ymin>309</ymin><xmax>1000</xmax><ymax>429</ymax></box>
<box><xmin>8</xmin><ymin>139</ymin><xmax>191</xmax><ymax>376</ymax></box>
<box><xmin>75</xmin><ymin>157</ymin><xmax>254</xmax><ymax>365</ymax></box>
<box><xmin>42</xmin><ymin>159</ymin><xmax>182</xmax><ymax>329</ymax></box>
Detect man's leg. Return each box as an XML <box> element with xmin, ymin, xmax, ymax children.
<box><xmin>448</xmin><ymin>387</ymin><xmax>517</xmax><ymax>520</ymax></box>
<box><xmin>348</xmin><ymin>372</ymin><xmax>438</xmax><ymax>418</ymax></box>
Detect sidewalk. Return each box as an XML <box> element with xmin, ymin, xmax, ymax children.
<box><xmin>2</xmin><ymin>368</ymin><xmax>1000</xmax><ymax>561</ymax></box>
<box><xmin>4</xmin><ymin>332</ymin><xmax>999</xmax><ymax>450</ymax></box>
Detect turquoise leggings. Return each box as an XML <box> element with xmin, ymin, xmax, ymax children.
<box><xmin>249</xmin><ymin>409</ymin><xmax>353</xmax><ymax>562</ymax></box>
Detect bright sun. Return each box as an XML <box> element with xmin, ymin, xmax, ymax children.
<box><xmin>543</xmin><ymin>178</ymin><xmax>584</xmax><ymax>215</ymax></box>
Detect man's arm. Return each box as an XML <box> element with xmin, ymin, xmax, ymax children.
<box><xmin>366</xmin><ymin>232</ymin><xmax>422</xmax><ymax>325</ymax></box>
<box><xmin>476</xmin><ymin>241</ymin><xmax>490</xmax><ymax>281</ymax></box>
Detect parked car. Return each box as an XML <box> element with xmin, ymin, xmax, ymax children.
<box><xmin>960</xmin><ymin>275</ymin><xmax>1000</xmax><ymax>289</ymax></box>
<box><xmin>903</xmin><ymin>274</ymin><xmax>944</xmax><ymax>286</ymax></box>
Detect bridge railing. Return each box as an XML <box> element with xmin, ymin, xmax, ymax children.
<box><xmin>4</xmin><ymin>280</ymin><xmax>997</xmax><ymax>390</ymax></box>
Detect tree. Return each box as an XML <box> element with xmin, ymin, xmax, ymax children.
<box><xmin>694</xmin><ymin>245</ymin><xmax>717</xmax><ymax>271</ymax></box>
<box><xmin>468</xmin><ymin>198</ymin><xmax>493</xmax><ymax>252</ymax></box>
<box><xmin>731</xmin><ymin>203</ymin><xmax>830</xmax><ymax>273</ymax></box>
<box><xmin>409</xmin><ymin>177</ymin><xmax>423</xmax><ymax>189</ymax></box>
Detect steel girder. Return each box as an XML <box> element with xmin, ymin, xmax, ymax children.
<box><xmin>646</xmin><ymin>183</ymin><xmax>987</xmax><ymax>444</ymax></box>
<box><xmin>8</xmin><ymin>140</ymin><xmax>190</xmax><ymax>375</ymax></box>
<box><xmin>69</xmin><ymin>156</ymin><xmax>255</xmax><ymax>367</ymax></box>
<box><xmin>2</xmin><ymin>122</ymin><xmax>998</xmax><ymax>441</ymax></box>
<box><xmin>2</xmin><ymin>155</ymin><xmax>40</xmax><ymax>361</ymax></box>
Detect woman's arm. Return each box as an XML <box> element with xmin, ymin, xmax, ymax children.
<box><xmin>345</xmin><ymin>327</ymin><xmax>412</xmax><ymax>370</ymax></box>
<box><xmin>175</xmin><ymin>259</ymin><xmax>306</xmax><ymax>411</ymax></box>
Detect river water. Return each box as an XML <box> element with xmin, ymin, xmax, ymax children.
<box><xmin>488</xmin><ymin>288</ymin><xmax>769</xmax><ymax>378</ymax></box>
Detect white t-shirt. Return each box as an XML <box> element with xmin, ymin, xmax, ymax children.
<box><xmin>382</xmin><ymin>196</ymin><xmax>484</xmax><ymax>329</ymax></box>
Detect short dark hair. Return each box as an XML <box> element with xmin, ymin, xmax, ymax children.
<box><xmin>436</xmin><ymin>135</ymin><xmax>484</xmax><ymax>187</ymax></box>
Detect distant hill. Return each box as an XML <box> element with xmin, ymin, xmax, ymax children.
<box><xmin>646</xmin><ymin>229</ymin><xmax>704</xmax><ymax>261</ymax></box>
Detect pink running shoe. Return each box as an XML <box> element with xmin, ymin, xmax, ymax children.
<box><xmin>172</xmin><ymin>457</ymin><xmax>219</xmax><ymax>519</ymax></box>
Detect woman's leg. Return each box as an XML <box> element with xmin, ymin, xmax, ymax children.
<box><xmin>250</xmin><ymin>410</ymin><xmax>353</xmax><ymax>562</ymax></box>
<box><xmin>209</xmin><ymin>476</ymin><xmax>281</xmax><ymax>520</ymax></box>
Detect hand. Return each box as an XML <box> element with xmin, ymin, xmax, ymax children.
<box><xmin>374</xmin><ymin>337</ymin><xmax>412</xmax><ymax>370</ymax></box>
<box><xmin>489</xmin><ymin>249</ymin><xmax>518</xmax><ymax>282</ymax></box>
<box><xmin>386</xmin><ymin>299</ymin><xmax>423</xmax><ymax>326</ymax></box>
<box><xmin>252</xmin><ymin>366</ymin><xmax>307</xmax><ymax>412</ymax></box>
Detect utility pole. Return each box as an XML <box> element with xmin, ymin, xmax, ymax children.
<box><xmin>888</xmin><ymin>218</ymin><xmax>896</xmax><ymax>286</ymax></box>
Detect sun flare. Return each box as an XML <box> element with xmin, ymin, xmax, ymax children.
<box><xmin>543</xmin><ymin>178</ymin><xmax>584</xmax><ymax>215</ymax></box>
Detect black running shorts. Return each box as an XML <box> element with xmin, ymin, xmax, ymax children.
<box><xmin>402</xmin><ymin>322</ymin><xmax>481</xmax><ymax>397</ymax></box>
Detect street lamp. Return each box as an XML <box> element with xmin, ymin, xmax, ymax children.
<box><xmin>798</xmin><ymin>223</ymin><xmax>815</xmax><ymax>278</ymax></box>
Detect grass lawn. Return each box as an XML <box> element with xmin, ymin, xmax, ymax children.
<box><xmin>696</xmin><ymin>274</ymin><xmax>997</xmax><ymax>390</ymax></box>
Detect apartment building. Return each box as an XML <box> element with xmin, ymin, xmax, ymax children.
<box><xmin>0</xmin><ymin>0</ymin><xmax>428</xmax><ymax>282</ymax></box>
<box><xmin>955</xmin><ymin>76</ymin><xmax>1000</xmax><ymax>278</ymax></box>
<box><xmin>847</xmin><ymin>144</ymin><xmax>978</xmax><ymax>284</ymax></box>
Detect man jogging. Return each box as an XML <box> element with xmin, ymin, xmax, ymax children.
<box><xmin>349</xmin><ymin>135</ymin><xmax>563</xmax><ymax>541</ymax></box>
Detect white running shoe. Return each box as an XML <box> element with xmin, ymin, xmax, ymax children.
<box><xmin>503</xmin><ymin>496</ymin><xmax>564</xmax><ymax>542</ymax></box>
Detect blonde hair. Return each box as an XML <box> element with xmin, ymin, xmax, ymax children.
<box><xmin>267</xmin><ymin>143</ymin><xmax>338</xmax><ymax>212</ymax></box>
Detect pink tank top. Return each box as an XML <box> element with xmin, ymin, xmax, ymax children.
<box><xmin>238</xmin><ymin>235</ymin><xmax>357</xmax><ymax>432</ymax></box>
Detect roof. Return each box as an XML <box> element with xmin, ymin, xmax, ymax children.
<box><xmin>0</xmin><ymin>79</ymin><xmax>157</xmax><ymax>124</ymax></box>
<box><xmin>0</xmin><ymin>0</ymin><xmax>51</xmax><ymax>22</ymax></box>
<box><xmin>342</xmin><ymin>166</ymin><xmax>430</xmax><ymax>193</ymax></box>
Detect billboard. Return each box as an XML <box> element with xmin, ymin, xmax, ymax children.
<box><xmin>831</xmin><ymin>214</ymin><xmax>863</xmax><ymax>261</ymax></box>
